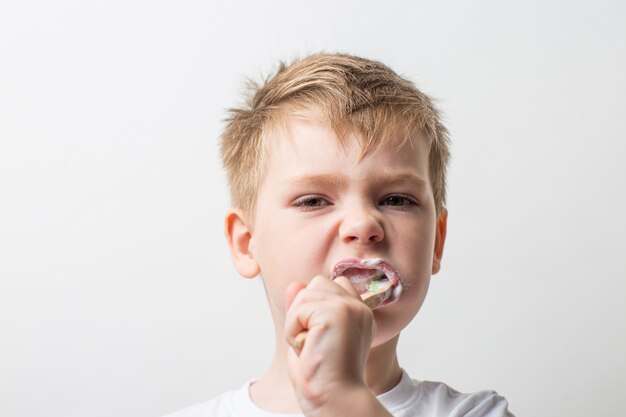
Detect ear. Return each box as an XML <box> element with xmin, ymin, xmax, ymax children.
<box><xmin>224</xmin><ymin>209</ymin><xmax>260</xmax><ymax>279</ymax></box>
<box><xmin>431</xmin><ymin>209</ymin><xmax>448</xmax><ymax>275</ymax></box>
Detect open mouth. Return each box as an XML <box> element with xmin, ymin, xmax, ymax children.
<box><xmin>331</xmin><ymin>258</ymin><xmax>403</xmax><ymax>307</ymax></box>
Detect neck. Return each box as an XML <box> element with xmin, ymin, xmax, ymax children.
<box><xmin>248</xmin><ymin>332</ymin><xmax>300</xmax><ymax>413</ymax></box>
<box><xmin>364</xmin><ymin>336</ymin><xmax>403</xmax><ymax>394</ymax></box>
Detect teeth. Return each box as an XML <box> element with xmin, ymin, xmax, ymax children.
<box><xmin>331</xmin><ymin>258</ymin><xmax>403</xmax><ymax>307</ymax></box>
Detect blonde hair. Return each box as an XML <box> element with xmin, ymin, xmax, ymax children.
<box><xmin>220</xmin><ymin>52</ymin><xmax>450</xmax><ymax>215</ymax></box>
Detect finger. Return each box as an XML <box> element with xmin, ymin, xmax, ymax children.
<box><xmin>285</xmin><ymin>281</ymin><xmax>306</xmax><ymax>310</ymax></box>
<box><xmin>284</xmin><ymin>297</ymin><xmax>340</xmax><ymax>347</ymax></box>
<box><xmin>288</xmin><ymin>287</ymin><xmax>351</xmax><ymax>309</ymax></box>
<box><xmin>284</xmin><ymin>292</ymin><xmax>329</xmax><ymax>345</ymax></box>
<box><xmin>332</xmin><ymin>275</ymin><xmax>360</xmax><ymax>298</ymax></box>
<box><xmin>284</xmin><ymin>276</ymin><xmax>360</xmax><ymax>350</ymax></box>
<box><xmin>307</xmin><ymin>275</ymin><xmax>359</xmax><ymax>298</ymax></box>
<box><xmin>285</xmin><ymin>293</ymin><xmax>365</xmax><ymax>346</ymax></box>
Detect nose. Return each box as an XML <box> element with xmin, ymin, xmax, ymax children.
<box><xmin>338</xmin><ymin>203</ymin><xmax>384</xmax><ymax>244</ymax></box>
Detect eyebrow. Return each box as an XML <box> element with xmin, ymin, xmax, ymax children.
<box><xmin>287</xmin><ymin>173</ymin><xmax>348</xmax><ymax>189</ymax></box>
<box><xmin>371</xmin><ymin>172</ymin><xmax>429</xmax><ymax>189</ymax></box>
<box><xmin>286</xmin><ymin>172</ymin><xmax>428</xmax><ymax>190</ymax></box>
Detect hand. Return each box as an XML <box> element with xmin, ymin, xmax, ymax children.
<box><xmin>284</xmin><ymin>275</ymin><xmax>376</xmax><ymax>416</ymax></box>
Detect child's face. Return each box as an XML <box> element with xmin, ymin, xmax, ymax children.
<box><xmin>243</xmin><ymin>117</ymin><xmax>446</xmax><ymax>347</ymax></box>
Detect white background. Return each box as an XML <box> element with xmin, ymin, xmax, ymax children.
<box><xmin>1</xmin><ymin>1</ymin><xmax>625</xmax><ymax>416</ymax></box>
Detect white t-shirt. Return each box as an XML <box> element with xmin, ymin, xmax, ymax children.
<box><xmin>163</xmin><ymin>371</ymin><xmax>514</xmax><ymax>417</ymax></box>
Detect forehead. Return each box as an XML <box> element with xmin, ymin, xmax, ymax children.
<box><xmin>263</xmin><ymin>116</ymin><xmax>431</xmax><ymax>183</ymax></box>
<box><xmin>276</xmin><ymin>116</ymin><xmax>426</xmax><ymax>159</ymax></box>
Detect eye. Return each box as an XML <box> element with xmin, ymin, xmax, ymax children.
<box><xmin>380</xmin><ymin>194</ymin><xmax>418</xmax><ymax>208</ymax></box>
<box><xmin>293</xmin><ymin>196</ymin><xmax>330</xmax><ymax>210</ymax></box>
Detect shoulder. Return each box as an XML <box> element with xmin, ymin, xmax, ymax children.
<box><xmin>160</xmin><ymin>386</ymin><xmax>239</xmax><ymax>417</ymax></box>
<box><xmin>417</xmin><ymin>380</ymin><xmax>513</xmax><ymax>416</ymax></box>
<box><xmin>384</xmin><ymin>371</ymin><xmax>514</xmax><ymax>417</ymax></box>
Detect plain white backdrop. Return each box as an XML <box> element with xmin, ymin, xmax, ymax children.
<box><xmin>1</xmin><ymin>1</ymin><xmax>625</xmax><ymax>416</ymax></box>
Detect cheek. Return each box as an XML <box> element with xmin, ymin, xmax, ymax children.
<box><xmin>397</xmin><ymin>221</ymin><xmax>436</xmax><ymax>261</ymax></box>
<box><xmin>255</xmin><ymin>221</ymin><xmax>319</xmax><ymax>284</ymax></box>
<box><xmin>278</xmin><ymin>217</ymin><xmax>333</xmax><ymax>262</ymax></box>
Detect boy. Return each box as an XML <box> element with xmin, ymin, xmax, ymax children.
<box><xmin>165</xmin><ymin>53</ymin><xmax>513</xmax><ymax>416</ymax></box>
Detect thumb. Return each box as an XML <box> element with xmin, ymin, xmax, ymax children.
<box><xmin>332</xmin><ymin>275</ymin><xmax>360</xmax><ymax>298</ymax></box>
<box><xmin>285</xmin><ymin>281</ymin><xmax>307</xmax><ymax>310</ymax></box>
